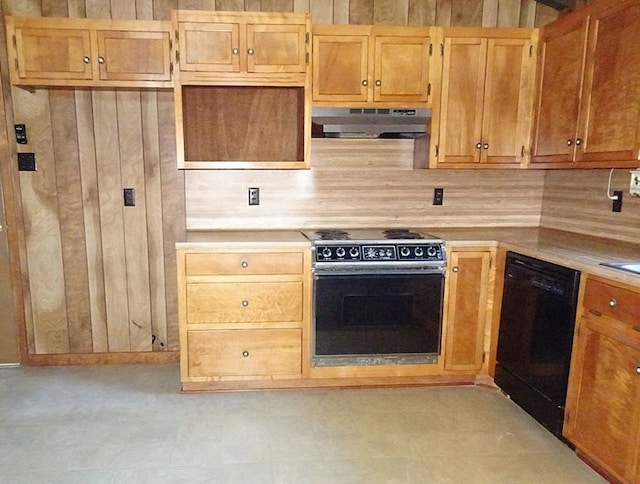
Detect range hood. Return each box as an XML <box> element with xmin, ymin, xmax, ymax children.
<box><xmin>312</xmin><ymin>107</ymin><xmax>431</xmax><ymax>139</ymax></box>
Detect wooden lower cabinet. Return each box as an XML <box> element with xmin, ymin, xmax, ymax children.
<box><xmin>187</xmin><ymin>329</ymin><xmax>302</xmax><ymax>379</ymax></box>
<box><xmin>564</xmin><ymin>276</ymin><xmax>640</xmax><ymax>483</ymax></box>
<box><xmin>443</xmin><ymin>249</ymin><xmax>493</xmax><ymax>373</ymax></box>
<box><xmin>177</xmin><ymin>247</ymin><xmax>310</xmax><ymax>389</ymax></box>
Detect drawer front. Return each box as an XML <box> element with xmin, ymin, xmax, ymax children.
<box><xmin>583</xmin><ymin>279</ymin><xmax>640</xmax><ymax>327</ymax></box>
<box><xmin>185</xmin><ymin>252</ymin><xmax>303</xmax><ymax>275</ymax></box>
<box><xmin>187</xmin><ymin>329</ymin><xmax>302</xmax><ymax>378</ymax></box>
<box><xmin>186</xmin><ymin>281</ymin><xmax>302</xmax><ymax>323</ymax></box>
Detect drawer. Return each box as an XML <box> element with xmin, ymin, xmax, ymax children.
<box><xmin>583</xmin><ymin>278</ymin><xmax>640</xmax><ymax>327</ymax></box>
<box><xmin>186</xmin><ymin>281</ymin><xmax>302</xmax><ymax>323</ymax></box>
<box><xmin>185</xmin><ymin>252</ymin><xmax>303</xmax><ymax>275</ymax></box>
<box><xmin>187</xmin><ymin>329</ymin><xmax>302</xmax><ymax>378</ymax></box>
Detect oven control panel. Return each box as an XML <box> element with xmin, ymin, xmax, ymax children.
<box><xmin>314</xmin><ymin>243</ymin><xmax>444</xmax><ymax>262</ymax></box>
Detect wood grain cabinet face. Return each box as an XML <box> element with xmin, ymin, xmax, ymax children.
<box><xmin>312</xmin><ymin>26</ymin><xmax>434</xmax><ymax>106</ymax></box>
<box><xmin>178</xmin><ymin>249</ymin><xmax>309</xmax><ymax>386</ymax></box>
<box><xmin>435</xmin><ymin>33</ymin><xmax>534</xmax><ymax>167</ymax></box>
<box><xmin>564</xmin><ymin>277</ymin><xmax>640</xmax><ymax>483</ymax></box>
<box><xmin>531</xmin><ymin>1</ymin><xmax>640</xmax><ymax>168</ymax></box>
<box><xmin>443</xmin><ymin>250</ymin><xmax>491</xmax><ymax>372</ymax></box>
<box><xmin>6</xmin><ymin>17</ymin><xmax>171</xmax><ymax>87</ymax></box>
<box><xmin>174</xmin><ymin>11</ymin><xmax>308</xmax><ymax>81</ymax></box>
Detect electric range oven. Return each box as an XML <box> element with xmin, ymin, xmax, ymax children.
<box><xmin>303</xmin><ymin>229</ymin><xmax>446</xmax><ymax>367</ymax></box>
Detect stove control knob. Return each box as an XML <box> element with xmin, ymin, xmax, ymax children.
<box><xmin>386</xmin><ymin>249</ymin><xmax>393</xmax><ymax>257</ymax></box>
<box><xmin>336</xmin><ymin>247</ymin><xmax>346</xmax><ymax>258</ymax></box>
<box><xmin>427</xmin><ymin>246</ymin><xmax>438</xmax><ymax>257</ymax></box>
<box><xmin>414</xmin><ymin>247</ymin><xmax>424</xmax><ymax>257</ymax></box>
<box><xmin>321</xmin><ymin>247</ymin><xmax>332</xmax><ymax>258</ymax></box>
<box><xmin>400</xmin><ymin>247</ymin><xmax>410</xmax><ymax>257</ymax></box>
<box><xmin>349</xmin><ymin>247</ymin><xmax>359</xmax><ymax>258</ymax></box>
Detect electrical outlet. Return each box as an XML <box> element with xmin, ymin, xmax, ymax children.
<box><xmin>630</xmin><ymin>169</ymin><xmax>640</xmax><ymax>197</ymax></box>
<box><xmin>612</xmin><ymin>191</ymin><xmax>622</xmax><ymax>212</ymax></box>
<box><xmin>123</xmin><ymin>188</ymin><xmax>135</xmax><ymax>207</ymax></box>
<box><xmin>433</xmin><ymin>188</ymin><xmax>444</xmax><ymax>206</ymax></box>
<box><xmin>17</xmin><ymin>152</ymin><xmax>36</xmax><ymax>171</ymax></box>
<box><xmin>248</xmin><ymin>187</ymin><xmax>260</xmax><ymax>206</ymax></box>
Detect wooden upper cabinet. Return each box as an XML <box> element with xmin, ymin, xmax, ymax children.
<box><xmin>5</xmin><ymin>17</ymin><xmax>171</xmax><ymax>88</ymax></box>
<box><xmin>312</xmin><ymin>25</ymin><xmax>436</xmax><ymax>106</ymax></box>
<box><xmin>173</xmin><ymin>10</ymin><xmax>309</xmax><ymax>85</ymax></box>
<box><xmin>531</xmin><ymin>0</ymin><xmax>640</xmax><ymax>168</ymax></box>
<box><xmin>433</xmin><ymin>29</ymin><xmax>536</xmax><ymax>168</ymax></box>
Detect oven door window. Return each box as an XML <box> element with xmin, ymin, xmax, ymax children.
<box><xmin>314</xmin><ymin>273</ymin><xmax>443</xmax><ymax>356</ymax></box>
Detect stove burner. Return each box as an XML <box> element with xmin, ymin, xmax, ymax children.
<box><xmin>314</xmin><ymin>229</ymin><xmax>350</xmax><ymax>240</ymax></box>
<box><xmin>383</xmin><ymin>229</ymin><xmax>424</xmax><ymax>240</ymax></box>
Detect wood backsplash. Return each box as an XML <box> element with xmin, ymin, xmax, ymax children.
<box><xmin>186</xmin><ymin>138</ymin><xmax>546</xmax><ymax>229</ymax></box>
<box><xmin>541</xmin><ymin>170</ymin><xmax>640</xmax><ymax>244</ymax></box>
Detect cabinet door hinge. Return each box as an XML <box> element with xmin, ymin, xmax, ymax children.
<box><xmin>427</xmin><ymin>83</ymin><xmax>431</xmax><ymax>96</ymax></box>
<box><xmin>12</xmin><ymin>35</ymin><xmax>16</xmax><ymax>47</ymax></box>
<box><xmin>489</xmin><ymin>256</ymin><xmax>493</xmax><ymax>270</ymax></box>
<box><xmin>176</xmin><ymin>51</ymin><xmax>180</xmax><ymax>63</ymax></box>
<box><xmin>305</xmin><ymin>52</ymin><xmax>309</xmax><ymax>65</ymax></box>
<box><xmin>435</xmin><ymin>144</ymin><xmax>439</xmax><ymax>158</ymax></box>
<box><xmin>429</xmin><ymin>43</ymin><xmax>433</xmax><ymax>56</ymax></box>
<box><xmin>306</xmin><ymin>31</ymin><xmax>309</xmax><ymax>44</ymax></box>
<box><xmin>175</xmin><ymin>30</ymin><xmax>179</xmax><ymax>42</ymax></box>
<box><xmin>521</xmin><ymin>145</ymin><xmax>525</xmax><ymax>157</ymax></box>
<box><xmin>440</xmin><ymin>43</ymin><xmax>444</xmax><ymax>56</ymax></box>
<box><xmin>170</xmin><ymin>62</ymin><xmax>174</xmax><ymax>74</ymax></box>
<box><xmin>529</xmin><ymin>45</ymin><xmax>533</xmax><ymax>57</ymax></box>
<box><xmin>14</xmin><ymin>58</ymin><xmax>18</xmax><ymax>71</ymax></box>
<box><xmin>482</xmin><ymin>353</ymin><xmax>486</xmax><ymax>363</ymax></box>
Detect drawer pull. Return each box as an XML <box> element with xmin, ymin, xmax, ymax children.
<box><xmin>609</xmin><ymin>298</ymin><xmax>617</xmax><ymax>308</ymax></box>
<box><xmin>242</xmin><ymin>351</ymin><xmax>249</xmax><ymax>357</ymax></box>
<box><xmin>241</xmin><ymin>300</ymin><xmax>249</xmax><ymax>307</ymax></box>
<box><xmin>637</xmin><ymin>366</ymin><xmax>640</xmax><ymax>375</ymax></box>
<box><xmin>241</xmin><ymin>261</ymin><xmax>249</xmax><ymax>268</ymax></box>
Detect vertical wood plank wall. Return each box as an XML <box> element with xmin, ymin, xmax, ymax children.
<box><xmin>1</xmin><ymin>0</ymin><xmax>563</xmax><ymax>359</ymax></box>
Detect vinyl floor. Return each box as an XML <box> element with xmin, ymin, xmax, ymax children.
<box><xmin>0</xmin><ymin>363</ymin><xmax>607</xmax><ymax>483</ymax></box>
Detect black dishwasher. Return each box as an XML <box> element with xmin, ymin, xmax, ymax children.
<box><xmin>495</xmin><ymin>252</ymin><xmax>580</xmax><ymax>440</ymax></box>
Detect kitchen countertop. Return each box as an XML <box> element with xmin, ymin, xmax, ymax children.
<box><xmin>177</xmin><ymin>227</ymin><xmax>640</xmax><ymax>287</ymax></box>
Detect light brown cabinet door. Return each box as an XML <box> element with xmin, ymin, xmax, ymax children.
<box><xmin>438</xmin><ymin>37</ymin><xmax>487</xmax><ymax>164</ymax></box>
<box><xmin>373</xmin><ymin>35</ymin><xmax>431</xmax><ymax>103</ymax></box>
<box><xmin>96</xmin><ymin>30</ymin><xmax>170</xmax><ymax>82</ymax></box>
<box><xmin>443</xmin><ymin>251</ymin><xmax>490</xmax><ymax>372</ymax></box>
<box><xmin>14</xmin><ymin>26</ymin><xmax>93</xmax><ymax>81</ymax></box>
<box><xmin>178</xmin><ymin>21</ymin><xmax>241</xmax><ymax>72</ymax></box>
<box><xmin>577</xmin><ymin>1</ymin><xmax>640</xmax><ymax>163</ymax></box>
<box><xmin>187</xmin><ymin>329</ymin><xmax>302</xmax><ymax>378</ymax></box>
<box><xmin>481</xmin><ymin>38</ymin><xmax>532</xmax><ymax>164</ymax></box>
<box><xmin>564</xmin><ymin>317</ymin><xmax>640</xmax><ymax>483</ymax></box>
<box><xmin>312</xmin><ymin>34</ymin><xmax>369</xmax><ymax>102</ymax></box>
<box><xmin>530</xmin><ymin>15</ymin><xmax>588</xmax><ymax>164</ymax></box>
<box><xmin>247</xmin><ymin>23</ymin><xmax>307</xmax><ymax>73</ymax></box>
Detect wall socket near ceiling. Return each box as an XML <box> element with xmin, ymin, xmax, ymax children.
<box><xmin>630</xmin><ymin>169</ymin><xmax>640</xmax><ymax>197</ymax></box>
<box><xmin>248</xmin><ymin>187</ymin><xmax>260</xmax><ymax>205</ymax></box>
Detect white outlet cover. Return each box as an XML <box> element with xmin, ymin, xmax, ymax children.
<box><xmin>630</xmin><ymin>169</ymin><xmax>640</xmax><ymax>197</ymax></box>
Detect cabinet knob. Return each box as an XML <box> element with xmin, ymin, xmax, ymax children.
<box><xmin>575</xmin><ymin>138</ymin><xmax>582</xmax><ymax>146</ymax></box>
<box><xmin>483</xmin><ymin>143</ymin><xmax>489</xmax><ymax>150</ymax></box>
<box><xmin>452</xmin><ymin>266</ymin><xmax>459</xmax><ymax>273</ymax></box>
<box><xmin>83</xmin><ymin>56</ymin><xmax>90</xmax><ymax>64</ymax></box>
<box><xmin>232</xmin><ymin>47</ymin><xmax>239</xmax><ymax>55</ymax></box>
<box><xmin>247</xmin><ymin>48</ymin><xmax>255</xmax><ymax>55</ymax></box>
<box><xmin>609</xmin><ymin>298</ymin><xmax>617</xmax><ymax>308</ymax></box>
<box><xmin>636</xmin><ymin>366</ymin><xmax>640</xmax><ymax>375</ymax></box>
<box><xmin>241</xmin><ymin>261</ymin><xmax>249</xmax><ymax>268</ymax></box>
<box><xmin>476</xmin><ymin>142</ymin><xmax>482</xmax><ymax>149</ymax></box>
<box><xmin>362</xmin><ymin>80</ymin><xmax>368</xmax><ymax>86</ymax></box>
<box><xmin>242</xmin><ymin>300</ymin><xmax>249</xmax><ymax>307</ymax></box>
<box><xmin>242</xmin><ymin>351</ymin><xmax>249</xmax><ymax>357</ymax></box>
<box><xmin>375</xmin><ymin>80</ymin><xmax>381</xmax><ymax>86</ymax></box>
<box><xmin>97</xmin><ymin>56</ymin><xmax>105</xmax><ymax>64</ymax></box>
<box><xmin>567</xmin><ymin>139</ymin><xmax>573</xmax><ymax>146</ymax></box>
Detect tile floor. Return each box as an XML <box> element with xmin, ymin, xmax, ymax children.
<box><xmin>0</xmin><ymin>363</ymin><xmax>606</xmax><ymax>483</ymax></box>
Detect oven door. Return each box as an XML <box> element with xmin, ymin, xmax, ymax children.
<box><xmin>312</xmin><ymin>271</ymin><xmax>444</xmax><ymax>366</ymax></box>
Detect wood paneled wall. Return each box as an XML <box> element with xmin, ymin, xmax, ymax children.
<box><xmin>0</xmin><ymin>0</ymin><xmax>560</xmax><ymax>359</ymax></box>
<box><xmin>540</xmin><ymin>170</ymin><xmax>640</xmax><ymax>244</ymax></box>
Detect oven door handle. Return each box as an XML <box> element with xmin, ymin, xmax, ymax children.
<box><xmin>313</xmin><ymin>269</ymin><xmax>445</xmax><ymax>278</ymax></box>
